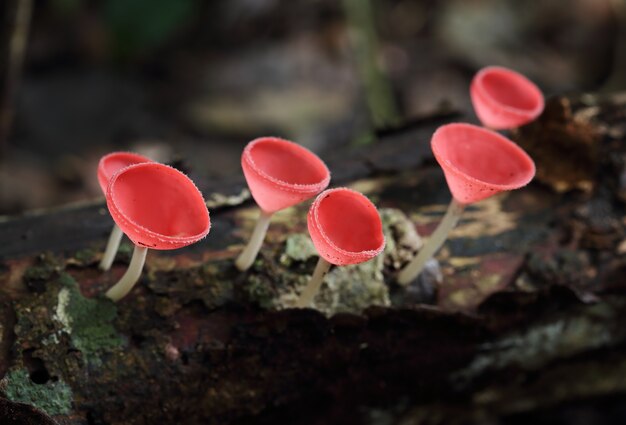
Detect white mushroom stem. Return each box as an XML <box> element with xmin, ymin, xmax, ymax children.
<box><xmin>397</xmin><ymin>198</ymin><xmax>466</xmax><ymax>285</ymax></box>
<box><xmin>235</xmin><ymin>210</ymin><xmax>273</xmax><ymax>271</ymax></box>
<box><xmin>105</xmin><ymin>245</ymin><xmax>148</xmax><ymax>302</ymax></box>
<box><xmin>99</xmin><ymin>224</ymin><xmax>124</xmax><ymax>271</ymax></box>
<box><xmin>296</xmin><ymin>257</ymin><xmax>332</xmax><ymax>308</ymax></box>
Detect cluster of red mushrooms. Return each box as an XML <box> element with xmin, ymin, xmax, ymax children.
<box><xmin>97</xmin><ymin>66</ymin><xmax>544</xmax><ymax>307</ymax></box>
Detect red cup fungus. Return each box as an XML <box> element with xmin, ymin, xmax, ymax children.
<box><xmin>296</xmin><ymin>188</ymin><xmax>385</xmax><ymax>308</ymax></box>
<box><xmin>235</xmin><ymin>137</ymin><xmax>330</xmax><ymax>271</ymax></box>
<box><xmin>397</xmin><ymin>123</ymin><xmax>535</xmax><ymax>285</ymax></box>
<box><xmin>97</xmin><ymin>152</ymin><xmax>153</xmax><ymax>194</ymax></box>
<box><xmin>104</xmin><ymin>162</ymin><xmax>211</xmax><ymax>301</ymax></box>
<box><xmin>470</xmin><ymin>66</ymin><xmax>544</xmax><ymax>130</ymax></box>
<box><xmin>97</xmin><ymin>152</ymin><xmax>152</xmax><ymax>271</ymax></box>
<box><xmin>433</xmin><ymin>123</ymin><xmax>536</xmax><ymax>205</ymax></box>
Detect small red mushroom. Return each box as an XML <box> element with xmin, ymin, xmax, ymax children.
<box><xmin>104</xmin><ymin>162</ymin><xmax>210</xmax><ymax>301</ymax></box>
<box><xmin>397</xmin><ymin>123</ymin><xmax>535</xmax><ymax>285</ymax></box>
<box><xmin>296</xmin><ymin>188</ymin><xmax>385</xmax><ymax>308</ymax></box>
<box><xmin>470</xmin><ymin>66</ymin><xmax>544</xmax><ymax>130</ymax></box>
<box><xmin>235</xmin><ymin>137</ymin><xmax>330</xmax><ymax>271</ymax></box>
<box><xmin>97</xmin><ymin>152</ymin><xmax>152</xmax><ymax>271</ymax></box>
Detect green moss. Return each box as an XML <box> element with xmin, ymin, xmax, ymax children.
<box><xmin>4</xmin><ymin>368</ymin><xmax>73</xmax><ymax>416</ymax></box>
<box><xmin>54</xmin><ymin>274</ymin><xmax>122</xmax><ymax>364</ymax></box>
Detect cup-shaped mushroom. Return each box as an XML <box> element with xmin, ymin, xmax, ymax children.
<box><xmin>242</xmin><ymin>137</ymin><xmax>330</xmax><ymax>213</ymax></box>
<box><xmin>97</xmin><ymin>151</ymin><xmax>153</xmax><ymax>270</ymax></box>
<box><xmin>104</xmin><ymin>162</ymin><xmax>210</xmax><ymax>301</ymax></box>
<box><xmin>470</xmin><ymin>66</ymin><xmax>544</xmax><ymax>130</ymax></box>
<box><xmin>235</xmin><ymin>137</ymin><xmax>330</xmax><ymax>271</ymax></box>
<box><xmin>97</xmin><ymin>151</ymin><xmax>152</xmax><ymax>194</ymax></box>
<box><xmin>107</xmin><ymin>162</ymin><xmax>210</xmax><ymax>249</ymax></box>
<box><xmin>432</xmin><ymin>123</ymin><xmax>535</xmax><ymax>205</ymax></box>
<box><xmin>297</xmin><ymin>188</ymin><xmax>385</xmax><ymax>307</ymax></box>
<box><xmin>308</xmin><ymin>188</ymin><xmax>385</xmax><ymax>265</ymax></box>
<box><xmin>397</xmin><ymin>123</ymin><xmax>536</xmax><ymax>285</ymax></box>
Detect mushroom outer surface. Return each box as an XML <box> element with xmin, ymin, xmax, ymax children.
<box><xmin>242</xmin><ymin>137</ymin><xmax>330</xmax><ymax>213</ymax></box>
<box><xmin>97</xmin><ymin>152</ymin><xmax>152</xmax><ymax>195</ymax></box>
<box><xmin>431</xmin><ymin>123</ymin><xmax>536</xmax><ymax>204</ymax></box>
<box><xmin>470</xmin><ymin>66</ymin><xmax>544</xmax><ymax>130</ymax></box>
<box><xmin>106</xmin><ymin>162</ymin><xmax>210</xmax><ymax>250</ymax></box>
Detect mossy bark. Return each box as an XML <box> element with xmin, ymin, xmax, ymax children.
<box><xmin>1</xmin><ymin>95</ymin><xmax>626</xmax><ymax>424</ymax></box>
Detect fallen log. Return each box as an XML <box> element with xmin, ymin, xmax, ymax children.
<box><xmin>0</xmin><ymin>95</ymin><xmax>625</xmax><ymax>424</ymax></box>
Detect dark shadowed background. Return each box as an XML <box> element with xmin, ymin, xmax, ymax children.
<box><xmin>0</xmin><ymin>0</ymin><xmax>624</xmax><ymax>214</ymax></box>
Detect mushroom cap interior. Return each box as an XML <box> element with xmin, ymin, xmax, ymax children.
<box><xmin>478</xmin><ymin>67</ymin><xmax>542</xmax><ymax>112</ymax></box>
<box><xmin>248</xmin><ymin>138</ymin><xmax>329</xmax><ymax>186</ymax></box>
<box><xmin>110</xmin><ymin>163</ymin><xmax>209</xmax><ymax>242</ymax></box>
<box><xmin>316</xmin><ymin>189</ymin><xmax>384</xmax><ymax>253</ymax></box>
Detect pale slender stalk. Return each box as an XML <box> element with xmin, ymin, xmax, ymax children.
<box><xmin>296</xmin><ymin>257</ymin><xmax>332</xmax><ymax>308</ymax></box>
<box><xmin>235</xmin><ymin>210</ymin><xmax>272</xmax><ymax>271</ymax></box>
<box><xmin>397</xmin><ymin>198</ymin><xmax>466</xmax><ymax>285</ymax></box>
<box><xmin>105</xmin><ymin>245</ymin><xmax>148</xmax><ymax>302</ymax></box>
<box><xmin>99</xmin><ymin>224</ymin><xmax>123</xmax><ymax>271</ymax></box>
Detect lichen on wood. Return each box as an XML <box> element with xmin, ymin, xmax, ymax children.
<box><xmin>3</xmin><ymin>368</ymin><xmax>72</xmax><ymax>416</ymax></box>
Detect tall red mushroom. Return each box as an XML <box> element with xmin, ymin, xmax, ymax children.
<box><xmin>235</xmin><ymin>137</ymin><xmax>330</xmax><ymax>271</ymax></box>
<box><xmin>104</xmin><ymin>162</ymin><xmax>210</xmax><ymax>301</ymax></box>
<box><xmin>397</xmin><ymin>123</ymin><xmax>535</xmax><ymax>285</ymax></box>
<box><xmin>296</xmin><ymin>188</ymin><xmax>385</xmax><ymax>308</ymax></box>
<box><xmin>97</xmin><ymin>152</ymin><xmax>152</xmax><ymax>271</ymax></box>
